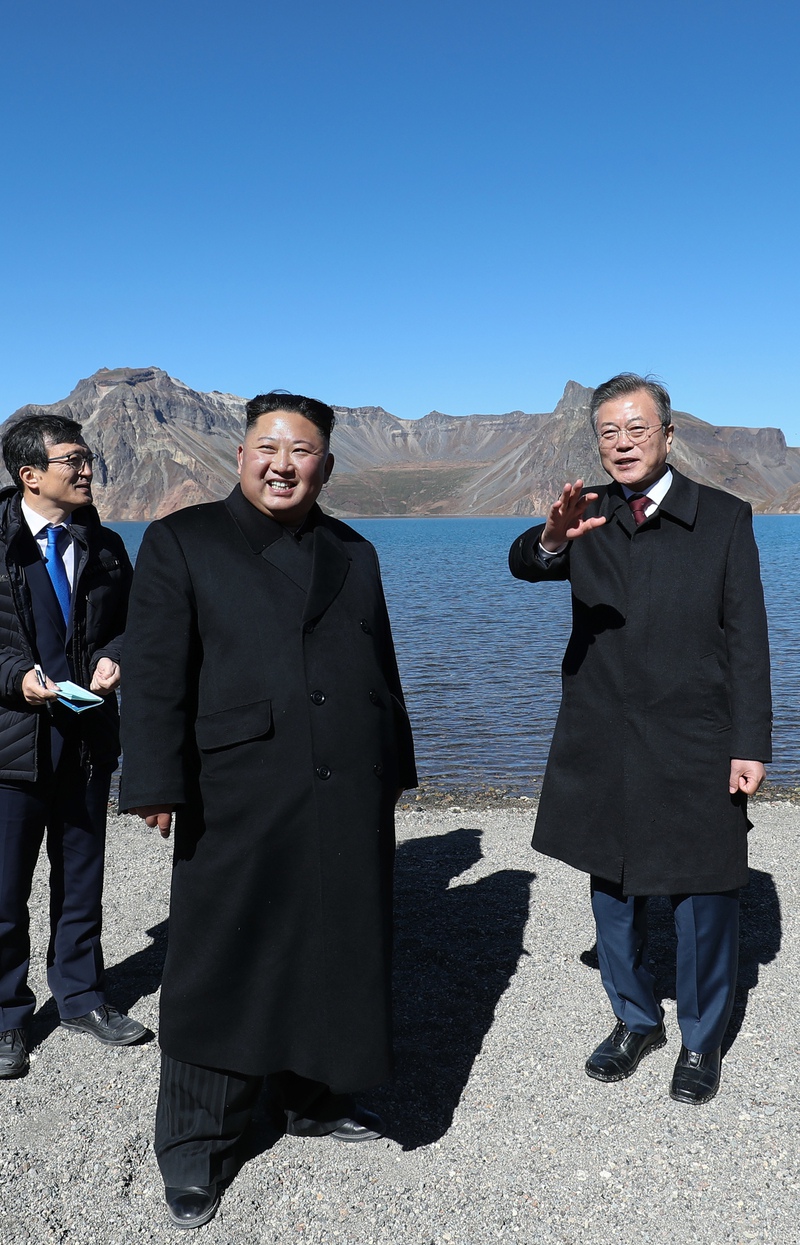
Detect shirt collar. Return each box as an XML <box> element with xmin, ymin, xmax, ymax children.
<box><xmin>620</xmin><ymin>466</ymin><xmax>673</xmax><ymax>507</ymax></box>
<box><xmin>20</xmin><ymin>499</ymin><xmax>73</xmax><ymax>539</ymax></box>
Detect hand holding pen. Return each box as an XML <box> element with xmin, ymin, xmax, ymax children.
<box><xmin>21</xmin><ymin>664</ymin><xmax>60</xmax><ymax>707</ymax></box>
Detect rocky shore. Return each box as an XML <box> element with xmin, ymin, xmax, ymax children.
<box><xmin>1</xmin><ymin>800</ymin><xmax>797</xmax><ymax>1244</ymax></box>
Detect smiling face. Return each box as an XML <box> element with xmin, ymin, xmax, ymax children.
<box><xmin>19</xmin><ymin>439</ymin><xmax>94</xmax><ymax>522</ymax></box>
<box><xmin>595</xmin><ymin>390</ymin><xmax>674</xmax><ymax>492</ymax></box>
<box><xmin>237</xmin><ymin>409</ymin><xmax>334</xmax><ymax>525</ymax></box>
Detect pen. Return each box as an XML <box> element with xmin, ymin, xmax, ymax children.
<box><xmin>34</xmin><ymin>664</ymin><xmax>47</xmax><ymax>689</ymax></box>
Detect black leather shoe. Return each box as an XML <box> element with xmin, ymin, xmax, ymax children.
<box><xmin>286</xmin><ymin>1104</ymin><xmax>386</xmax><ymax>1142</ymax></box>
<box><xmin>585</xmin><ymin>1018</ymin><xmax>667</xmax><ymax>1082</ymax></box>
<box><xmin>329</xmin><ymin>1107</ymin><xmax>385</xmax><ymax>1143</ymax></box>
<box><xmin>60</xmin><ymin>1004</ymin><xmax>151</xmax><ymax>1046</ymax></box>
<box><xmin>0</xmin><ymin>1029</ymin><xmax>29</xmax><ymax>1079</ymax></box>
<box><xmin>670</xmin><ymin>1045</ymin><xmax>721</xmax><ymax>1105</ymax></box>
<box><xmin>165</xmin><ymin>1185</ymin><xmax>220</xmax><ymax>1229</ymax></box>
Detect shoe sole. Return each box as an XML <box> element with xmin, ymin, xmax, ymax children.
<box><xmin>330</xmin><ymin>1128</ymin><xmax>384</xmax><ymax>1143</ymax></box>
<box><xmin>167</xmin><ymin>1197</ymin><xmax>221</xmax><ymax>1229</ymax></box>
<box><xmin>669</xmin><ymin>1084</ymin><xmax>719</xmax><ymax>1105</ymax></box>
<box><xmin>585</xmin><ymin>1033</ymin><xmax>667</xmax><ymax>1083</ymax></box>
<box><xmin>59</xmin><ymin>1021</ymin><xmax>148</xmax><ymax>1047</ymax></box>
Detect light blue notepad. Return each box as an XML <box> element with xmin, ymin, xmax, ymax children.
<box><xmin>55</xmin><ymin>681</ymin><xmax>105</xmax><ymax>713</ymax></box>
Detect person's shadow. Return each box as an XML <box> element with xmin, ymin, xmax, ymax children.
<box><xmin>30</xmin><ymin>920</ymin><xmax>168</xmax><ymax>1050</ymax></box>
<box><xmin>31</xmin><ymin>832</ymin><xmax>533</xmax><ymax>1161</ymax></box>
<box><xmin>366</xmin><ymin>826</ymin><xmax>535</xmax><ymax>1150</ymax></box>
<box><xmin>579</xmin><ymin>867</ymin><xmax>781</xmax><ymax>1052</ymax></box>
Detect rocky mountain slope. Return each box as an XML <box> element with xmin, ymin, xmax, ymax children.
<box><xmin>3</xmin><ymin>367</ymin><xmax>799</xmax><ymax>519</ymax></box>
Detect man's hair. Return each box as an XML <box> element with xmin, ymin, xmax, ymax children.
<box><xmin>2</xmin><ymin>414</ymin><xmax>85</xmax><ymax>492</ymax></box>
<box><xmin>589</xmin><ymin>373</ymin><xmax>672</xmax><ymax>432</ymax></box>
<box><xmin>245</xmin><ymin>391</ymin><xmax>336</xmax><ymax>441</ymax></box>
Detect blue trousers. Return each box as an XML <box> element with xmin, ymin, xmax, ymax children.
<box><xmin>0</xmin><ymin>754</ymin><xmax>112</xmax><ymax>1030</ymax></box>
<box><xmin>590</xmin><ymin>876</ymin><xmax>739</xmax><ymax>1053</ymax></box>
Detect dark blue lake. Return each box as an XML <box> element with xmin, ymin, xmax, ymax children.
<box><xmin>110</xmin><ymin>515</ymin><xmax>799</xmax><ymax>793</ymax></box>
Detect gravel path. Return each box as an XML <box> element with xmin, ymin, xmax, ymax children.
<box><xmin>1</xmin><ymin>800</ymin><xmax>797</xmax><ymax>1244</ymax></box>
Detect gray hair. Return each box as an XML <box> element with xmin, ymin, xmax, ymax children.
<box><xmin>589</xmin><ymin>373</ymin><xmax>672</xmax><ymax>433</ymax></box>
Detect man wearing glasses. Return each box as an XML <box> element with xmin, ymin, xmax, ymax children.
<box><xmin>0</xmin><ymin>414</ymin><xmax>148</xmax><ymax>1078</ymax></box>
<box><xmin>509</xmin><ymin>373</ymin><xmax>771</xmax><ymax>1105</ymax></box>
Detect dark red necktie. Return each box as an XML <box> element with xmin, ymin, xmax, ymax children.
<box><xmin>628</xmin><ymin>494</ymin><xmax>649</xmax><ymax>525</ymax></box>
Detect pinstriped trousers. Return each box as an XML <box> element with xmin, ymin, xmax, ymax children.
<box><xmin>155</xmin><ymin>1054</ymin><xmax>355</xmax><ymax>1186</ymax></box>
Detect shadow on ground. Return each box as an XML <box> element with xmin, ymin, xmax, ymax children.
<box><xmin>369</xmin><ymin>826</ymin><xmax>535</xmax><ymax>1150</ymax></box>
<box><xmin>31</xmin><ymin>832</ymin><xmax>535</xmax><ymax>1160</ymax></box>
<box><xmin>579</xmin><ymin>867</ymin><xmax>781</xmax><ymax>1053</ymax></box>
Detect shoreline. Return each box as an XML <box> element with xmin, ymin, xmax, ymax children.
<box><xmin>401</xmin><ymin>780</ymin><xmax>800</xmax><ymax>810</ymax></box>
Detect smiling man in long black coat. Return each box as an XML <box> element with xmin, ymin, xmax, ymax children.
<box><xmin>120</xmin><ymin>391</ymin><xmax>416</xmax><ymax>1229</ymax></box>
<box><xmin>509</xmin><ymin>373</ymin><xmax>771</xmax><ymax>1107</ymax></box>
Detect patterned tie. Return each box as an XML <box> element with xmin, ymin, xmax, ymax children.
<box><xmin>628</xmin><ymin>494</ymin><xmax>649</xmax><ymax>526</ymax></box>
<box><xmin>44</xmin><ymin>526</ymin><xmax>71</xmax><ymax>624</ymax></box>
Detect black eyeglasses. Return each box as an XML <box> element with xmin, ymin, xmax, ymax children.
<box><xmin>46</xmin><ymin>452</ymin><xmax>95</xmax><ymax>472</ymax></box>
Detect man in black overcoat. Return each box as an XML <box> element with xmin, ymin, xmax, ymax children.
<box><xmin>509</xmin><ymin>373</ymin><xmax>771</xmax><ymax>1106</ymax></box>
<box><xmin>120</xmin><ymin>391</ymin><xmax>417</xmax><ymax>1229</ymax></box>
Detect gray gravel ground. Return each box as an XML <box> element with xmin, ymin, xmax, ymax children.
<box><xmin>1</xmin><ymin>800</ymin><xmax>798</xmax><ymax>1245</ymax></box>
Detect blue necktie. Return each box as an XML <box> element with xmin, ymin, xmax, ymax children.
<box><xmin>44</xmin><ymin>526</ymin><xmax>71</xmax><ymax>624</ymax></box>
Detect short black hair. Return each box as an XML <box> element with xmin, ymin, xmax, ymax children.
<box><xmin>590</xmin><ymin>373</ymin><xmax>672</xmax><ymax>432</ymax></box>
<box><xmin>245</xmin><ymin>391</ymin><xmax>336</xmax><ymax>441</ymax></box>
<box><xmin>2</xmin><ymin>414</ymin><xmax>85</xmax><ymax>492</ymax></box>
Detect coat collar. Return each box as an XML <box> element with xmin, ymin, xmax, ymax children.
<box><xmin>655</xmin><ymin>468</ymin><xmax>700</xmax><ymax>526</ymax></box>
<box><xmin>223</xmin><ymin>486</ymin><xmax>351</xmax><ymax>620</ymax></box>
<box><xmin>303</xmin><ymin>521</ymin><xmax>351</xmax><ymax>625</ymax></box>
<box><xmin>601</xmin><ymin>467</ymin><xmax>699</xmax><ymax>532</ymax></box>
<box><xmin>223</xmin><ymin>483</ymin><xmax>286</xmax><ymax>552</ymax></box>
<box><xmin>0</xmin><ymin>487</ymin><xmax>98</xmax><ymax>549</ymax></box>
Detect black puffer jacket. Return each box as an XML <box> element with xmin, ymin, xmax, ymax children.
<box><xmin>0</xmin><ymin>487</ymin><xmax>132</xmax><ymax>780</ymax></box>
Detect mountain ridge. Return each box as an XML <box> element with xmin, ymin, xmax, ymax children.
<box><xmin>3</xmin><ymin>367</ymin><xmax>799</xmax><ymax>520</ymax></box>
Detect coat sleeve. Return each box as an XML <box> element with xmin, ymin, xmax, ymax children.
<box><xmin>371</xmin><ymin>546</ymin><xmax>418</xmax><ymax>791</ymax></box>
<box><xmin>119</xmin><ymin>520</ymin><xmax>200</xmax><ymax>810</ymax></box>
<box><xmin>724</xmin><ymin>503</ymin><xmax>772</xmax><ymax>762</ymax></box>
<box><xmin>88</xmin><ymin>536</ymin><xmax>133</xmax><ymax>672</ymax></box>
<box><xmin>508</xmin><ymin>523</ymin><xmax>571</xmax><ymax>583</ymax></box>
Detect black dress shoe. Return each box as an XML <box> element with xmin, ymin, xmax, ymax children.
<box><xmin>0</xmin><ymin>1029</ymin><xmax>29</xmax><ymax>1079</ymax></box>
<box><xmin>329</xmin><ymin>1107</ymin><xmax>385</xmax><ymax>1143</ymax></box>
<box><xmin>60</xmin><ymin>1003</ymin><xmax>151</xmax><ymax>1046</ymax></box>
<box><xmin>670</xmin><ymin>1045</ymin><xmax>721</xmax><ymax>1105</ymax></box>
<box><xmin>585</xmin><ymin>1018</ymin><xmax>667</xmax><ymax>1082</ymax></box>
<box><xmin>165</xmin><ymin>1185</ymin><xmax>220</xmax><ymax>1229</ymax></box>
<box><xmin>286</xmin><ymin>1105</ymin><xmax>386</xmax><ymax>1142</ymax></box>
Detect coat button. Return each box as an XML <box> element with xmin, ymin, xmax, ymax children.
<box><xmin>373</xmin><ymin>763</ymin><xmax>383</xmax><ymax>777</ymax></box>
<box><xmin>369</xmin><ymin>689</ymin><xmax>380</xmax><ymax>705</ymax></box>
<box><xmin>310</xmin><ymin>690</ymin><xmax>326</xmax><ymax>705</ymax></box>
<box><xmin>360</xmin><ymin>619</ymin><xmax>371</xmax><ymax>633</ymax></box>
<box><xmin>316</xmin><ymin>765</ymin><xmax>331</xmax><ymax>780</ymax></box>
<box><xmin>304</xmin><ymin>622</ymin><xmax>315</xmax><ymax>634</ymax></box>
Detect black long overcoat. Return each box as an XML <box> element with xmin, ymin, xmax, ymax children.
<box><xmin>509</xmin><ymin>470</ymin><xmax>772</xmax><ymax>896</ymax></box>
<box><xmin>120</xmin><ymin>487</ymin><xmax>416</xmax><ymax>1091</ymax></box>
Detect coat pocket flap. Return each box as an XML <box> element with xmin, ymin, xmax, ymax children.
<box><xmin>195</xmin><ymin>700</ymin><xmax>273</xmax><ymax>751</ymax></box>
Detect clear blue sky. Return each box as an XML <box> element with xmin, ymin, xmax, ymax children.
<box><xmin>2</xmin><ymin>1</ymin><xmax>798</xmax><ymax>440</ymax></box>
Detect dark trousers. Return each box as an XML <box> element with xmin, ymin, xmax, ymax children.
<box><xmin>591</xmin><ymin>876</ymin><xmax>739</xmax><ymax>1054</ymax></box>
<box><xmin>0</xmin><ymin>751</ymin><xmax>111</xmax><ymax>1030</ymax></box>
<box><xmin>155</xmin><ymin>1054</ymin><xmax>356</xmax><ymax>1186</ymax></box>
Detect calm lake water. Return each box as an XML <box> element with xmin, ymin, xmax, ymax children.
<box><xmin>110</xmin><ymin>515</ymin><xmax>799</xmax><ymax>793</ymax></box>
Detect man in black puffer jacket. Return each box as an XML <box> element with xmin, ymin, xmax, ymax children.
<box><xmin>0</xmin><ymin>413</ymin><xmax>149</xmax><ymax>1079</ymax></box>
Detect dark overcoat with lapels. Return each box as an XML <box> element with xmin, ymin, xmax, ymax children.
<box><xmin>120</xmin><ymin>486</ymin><xmax>416</xmax><ymax>1090</ymax></box>
<box><xmin>509</xmin><ymin>469</ymin><xmax>772</xmax><ymax>896</ymax></box>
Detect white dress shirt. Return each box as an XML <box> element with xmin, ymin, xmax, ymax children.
<box><xmin>21</xmin><ymin>499</ymin><xmax>76</xmax><ymax>589</ymax></box>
